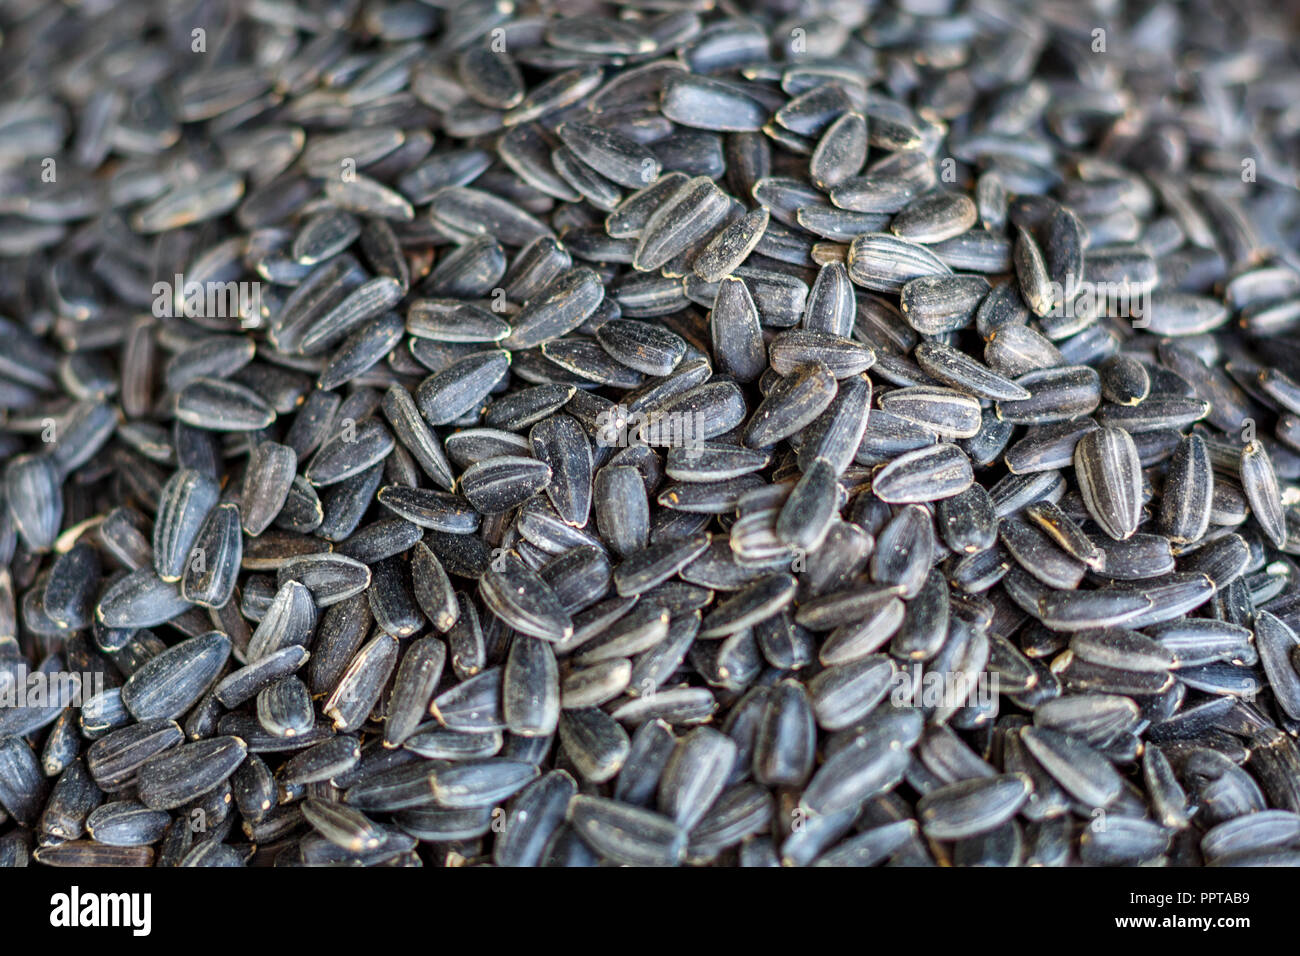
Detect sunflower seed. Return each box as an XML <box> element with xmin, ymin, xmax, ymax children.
<box><xmin>480</xmin><ymin>551</ymin><xmax>573</xmax><ymax>643</ymax></box>
<box><xmin>1241</xmin><ymin>440</ymin><xmax>1287</xmax><ymax>549</ymax></box>
<box><xmin>1</xmin><ymin>0</ymin><xmax>1299</xmax><ymax>871</ymax></box>
<box><xmin>743</xmin><ymin>362</ymin><xmax>838</xmax><ymax>448</ymax></box>
<box><xmin>137</xmin><ymin>736</ymin><xmax>248</xmax><ymax>811</ymax></box>
<box><xmin>847</xmin><ymin>233</ymin><xmax>952</xmax><ymax>293</ymax></box>
<box><xmin>567</xmin><ymin>794</ymin><xmax>685</xmax><ymax>866</ymax></box>
<box><xmin>1075</xmin><ymin>427</ymin><xmax>1143</xmax><ymax>540</ymax></box>
<box><xmin>121</xmin><ymin>630</ymin><xmax>230</xmax><ymax>722</ymax></box>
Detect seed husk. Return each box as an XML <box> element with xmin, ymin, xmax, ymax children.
<box><xmin>1074</xmin><ymin>427</ymin><xmax>1143</xmax><ymax>541</ymax></box>
<box><xmin>873</xmin><ymin>443</ymin><xmax>974</xmax><ymax>504</ymax></box>
<box><xmin>1</xmin><ymin>0</ymin><xmax>1299</xmax><ymax>873</ymax></box>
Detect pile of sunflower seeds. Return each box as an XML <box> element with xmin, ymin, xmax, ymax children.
<box><xmin>2</xmin><ymin>0</ymin><xmax>1300</xmax><ymax>868</ymax></box>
